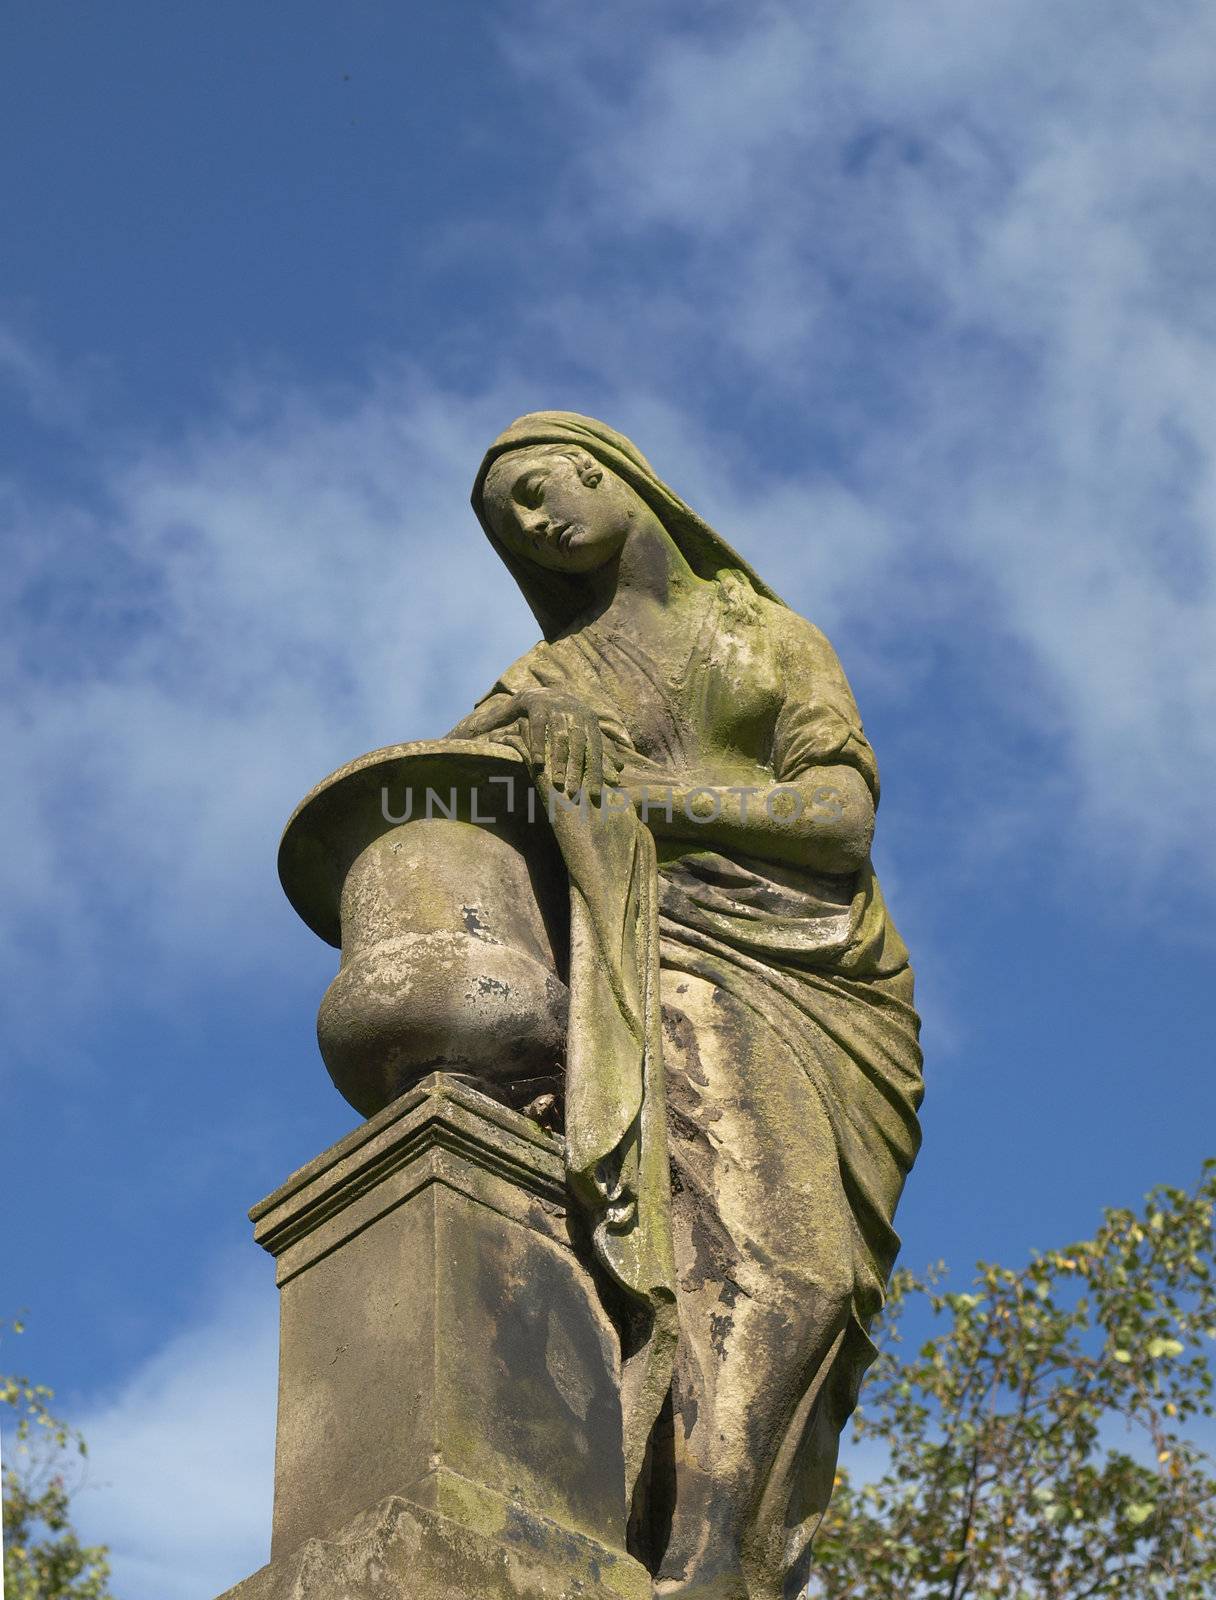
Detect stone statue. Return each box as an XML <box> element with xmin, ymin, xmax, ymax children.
<box><xmin>275</xmin><ymin>412</ymin><xmax>923</xmax><ymax>1600</ymax></box>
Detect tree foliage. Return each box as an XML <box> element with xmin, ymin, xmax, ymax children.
<box><xmin>2</xmin><ymin>1322</ymin><xmax>113</xmax><ymax>1600</ymax></box>
<box><xmin>811</xmin><ymin>1162</ymin><xmax>1216</xmax><ymax>1599</ymax></box>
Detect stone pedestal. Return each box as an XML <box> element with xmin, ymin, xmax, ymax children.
<box><xmin>219</xmin><ymin>1073</ymin><xmax>651</xmax><ymax>1600</ymax></box>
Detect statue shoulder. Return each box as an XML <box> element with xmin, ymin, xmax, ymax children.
<box><xmin>759</xmin><ymin>601</ymin><xmax>851</xmax><ymax>686</ymax></box>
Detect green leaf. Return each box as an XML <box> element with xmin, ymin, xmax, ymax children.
<box><xmin>1147</xmin><ymin>1336</ymin><xmax>1185</xmax><ymax>1359</ymax></box>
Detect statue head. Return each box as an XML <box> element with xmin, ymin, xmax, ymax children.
<box><xmin>481</xmin><ymin>444</ymin><xmax>662</xmax><ymax>577</ymax></box>
<box><xmin>472</xmin><ymin>411</ymin><xmax>785</xmax><ymax>639</ymax></box>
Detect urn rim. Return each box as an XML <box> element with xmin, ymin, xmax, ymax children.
<box><xmin>278</xmin><ymin>739</ymin><xmax>529</xmax><ymax>947</ymax></box>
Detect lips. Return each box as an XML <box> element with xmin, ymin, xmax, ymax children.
<box><xmin>552</xmin><ymin>522</ymin><xmax>575</xmax><ymax>550</ymax></box>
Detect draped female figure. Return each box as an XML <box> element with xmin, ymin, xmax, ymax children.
<box><xmin>449</xmin><ymin>412</ymin><xmax>923</xmax><ymax>1600</ymax></box>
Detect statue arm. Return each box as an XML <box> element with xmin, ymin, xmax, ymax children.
<box><xmin>445</xmin><ymin>691</ymin><xmax>521</xmax><ymax>741</ymax></box>
<box><xmin>616</xmin><ymin>761</ymin><xmax>873</xmax><ymax>874</ymax></box>
<box><xmin>447</xmin><ymin>650</ymin><xmax>631</xmax><ymax>798</ymax></box>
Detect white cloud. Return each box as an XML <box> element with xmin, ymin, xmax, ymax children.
<box><xmin>1</xmin><ymin>371</ymin><xmax>544</xmax><ymax>1038</ymax></box>
<box><xmin>71</xmin><ymin>1259</ymin><xmax>277</xmax><ymax>1600</ymax></box>
<box><xmin>509</xmin><ymin>0</ymin><xmax>1216</xmax><ymax>870</ymax></box>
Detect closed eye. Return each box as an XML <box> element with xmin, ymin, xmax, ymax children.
<box><xmin>513</xmin><ymin>470</ymin><xmax>548</xmax><ymax>510</ymax></box>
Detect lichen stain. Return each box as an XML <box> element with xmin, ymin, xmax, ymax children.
<box><xmin>461</xmin><ymin>903</ymin><xmax>502</xmax><ymax>944</ymax></box>
<box><xmin>708</xmin><ymin>1309</ymin><xmax>733</xmax><ymax>1358</ymax></box>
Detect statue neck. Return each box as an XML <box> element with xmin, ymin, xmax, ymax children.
<box><xmin>582</xmin><ymin>517</ymin><xmax>707</xmax><ymax>633</ymax></box>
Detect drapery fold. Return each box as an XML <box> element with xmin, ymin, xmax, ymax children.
<box><xmin>549</xmin><ymin>786</ymin><xmax>678</xmax><ymax>1496</ymax></box>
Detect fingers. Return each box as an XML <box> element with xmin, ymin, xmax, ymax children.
<box><xmin>516</xmin><ymin>694</ymin><xmax>623</xmax><ymax>804</ymax></box>
<box><xmin>564</xmin><ymin>717</ymin><xmax>588</xmax><ymax>798</ymax></box>
<box><xmin>582</xmin><ymin>719</ymin><xmax>604</xmax><ymax>800</ymax></box>
<box><xmin>526</xmin><ymin>702</ymin><xmax>549</xmax><ymax>772</ymax></box>
<box><xmin>548</xmin><ymin>718</ymin><xmax>571</xmax><ymax>794</ymax></box>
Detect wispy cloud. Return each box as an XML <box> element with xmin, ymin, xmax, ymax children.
<box><xmin>503</xmin><ymin>0</ymin><xmax>1216</xmax><ymax>870</ymax></box>
<box><xmin>1</xmin><ymin>371</ymin><xmax>540</xmax><ymax>1035</ymax></box>
<box><xmin>0</xmin><ymin>320</ymin><xmax>88</xmax><ymax>427</ymax></box>
<box><xmin>71</xmin><ymin>1258</ymin><xmax>277</xmax><ymax>1600</ymax></box>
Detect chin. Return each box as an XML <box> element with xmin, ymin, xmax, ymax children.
<box><xmin>565</xmin><ymin>533</ymin><xmax>624</xmax><ymax>572</ymax></box>
<box><xmin>560</xmin><ymin>546</ymin><xmax>605</xmax><ymax>573</ymax></box>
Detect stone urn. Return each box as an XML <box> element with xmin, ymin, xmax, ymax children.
<box><xmin>278</xmin><ymin>741</ymin><xmax>569</xmax><ymax>1118</ymax></box>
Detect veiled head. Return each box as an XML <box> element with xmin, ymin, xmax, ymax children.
<box><xmin>482</xmin><ymin>444</ymin><xmax>652</xmax><ymax>575</ymax></box>
<box><xmin>472</xmin><ymin>411</ymin><xmax>784</xmax><ymax>639</ymax></box>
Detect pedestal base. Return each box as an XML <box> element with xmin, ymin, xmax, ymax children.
<box><xmin>217</xmin><ymin>1072</ymin><xmax>651</xmax><ymax>1600</ymax></box>
<box><xmin>218</xmin><ymin>1487</ymin><xmax>652</xmax><ymax>1600</ymax></box>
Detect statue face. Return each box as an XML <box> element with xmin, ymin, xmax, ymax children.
<box><xmin>482</xmin><ymin>447</ymin><xmax>640</xmax><ymax>574</ymax></box>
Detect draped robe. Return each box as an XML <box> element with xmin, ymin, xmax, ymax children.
<box><xmin>466</xmin><ymin>569</ymin><xmax>923</xmax><ymax>1594</ymax></box>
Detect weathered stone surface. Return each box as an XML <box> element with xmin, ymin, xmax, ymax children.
<box><xmin>221</xmin><ymin>1074</ymin><xmax>648</xmax><ymax>1598</ymax></box>
<box><xmin>216</xmin><ymin>1489</ymin><xmax>652</xmax><ymax>1600</ymax></box>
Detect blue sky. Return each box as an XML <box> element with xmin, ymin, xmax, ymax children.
<box><xmin>3</xmin><ymin>2</ymin><xmax>1215</xmax><ymax>1594</ymax></box>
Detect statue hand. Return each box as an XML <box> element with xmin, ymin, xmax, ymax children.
<box><xmin>510</xmin><ymin>690</ymin><xmax>624</xmax><ymax>800</ymax></box>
